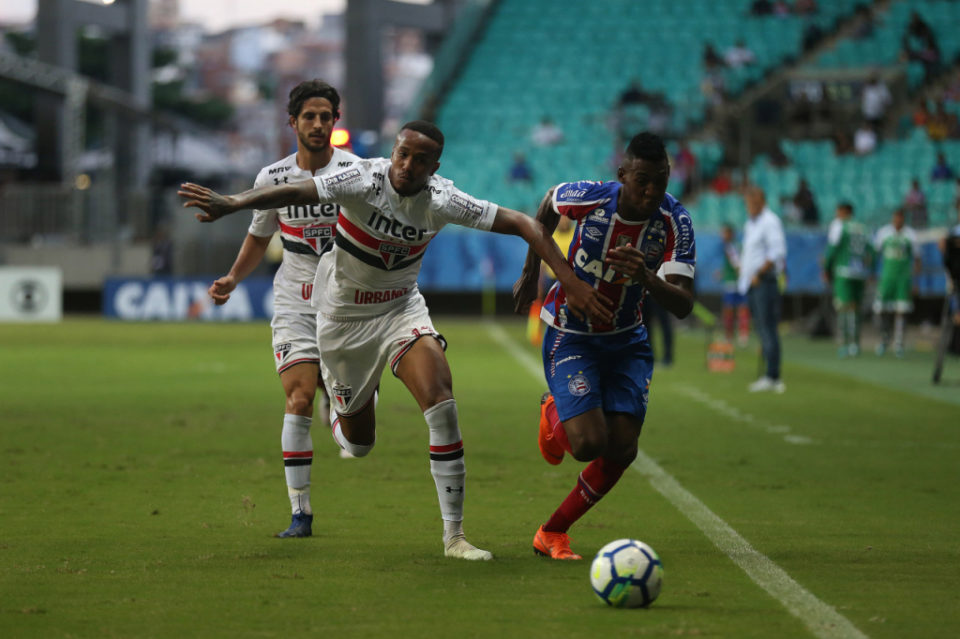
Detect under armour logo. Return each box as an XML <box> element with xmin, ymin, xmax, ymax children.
<box><xmin>274</xmin><ymin>176</ymin><xmax>289</xmax><ymax>185</ymax></box>
<box><xmin>445</xmin><ymin>486</ymin><xmax>464</xmax><ymax>494</ymax></box>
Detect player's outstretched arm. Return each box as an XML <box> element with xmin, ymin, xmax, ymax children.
<box><xmin>492</xmin><ymin>204</ymin><xmax>613</xmax><ymax>324</ymax></box>
<box><xmin>178</xmin><ymin>181</ymin><xmax>320</xmax><ymax>223</ymax></box>
<box><xmin>511</xmin><ymin>189</ymin><xmax>559</xmax><ymax>314</ymax></box>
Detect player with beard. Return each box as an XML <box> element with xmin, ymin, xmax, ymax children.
<box><xmin>205</xmin><ymin>80</ymin><xmax>360</xmax><ymax>538</ymax></box>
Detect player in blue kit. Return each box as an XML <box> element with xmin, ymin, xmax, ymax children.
<box><xmin>513</xmin><ymin>132</ymin><xmax>696</xmax><ymax>559</ymax></box>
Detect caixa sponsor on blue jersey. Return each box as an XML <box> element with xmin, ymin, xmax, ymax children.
<box><xmin>103</xmin><ymin>277</ymin><xmax>275</xmax><ymax>321</ymax></box>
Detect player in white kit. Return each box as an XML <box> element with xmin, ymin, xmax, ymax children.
<box><xmin>179</xmin><ymin>121</ymin><xmax>613</xmax><ymax>560</ymax></box>
<box><xmin>203</xmin><ymin>80</ymin><xmax>358</xmax><ymax>539</ymax></box>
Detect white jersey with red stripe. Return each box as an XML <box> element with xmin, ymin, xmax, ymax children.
<box><xmin>309</xmin><ymin>157</ymin><xmax>498</xmax><ymax>318</ymax></box>
<box><xmin>542</xmin><ymin>180</ymin><xmax>696</xmax><ymax>334</ymax></box>
<box><xmin>248</xmin><ymin>147</ymin><xmax>360</xmax><ymax>314</ymax></box>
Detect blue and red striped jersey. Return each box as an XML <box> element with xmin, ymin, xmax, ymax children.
<box><xmin>541</xmin><ymin>180</ymin><xmax>696</xmax><ymax>334</ymax></box>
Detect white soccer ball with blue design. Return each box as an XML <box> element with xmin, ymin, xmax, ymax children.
<box><xmin>590</xmin><ymin>539</ymin><xmax>663</xmax><ymax>608</ymax></box>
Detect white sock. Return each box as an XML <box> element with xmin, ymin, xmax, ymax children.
<box><xmin>332</xmin><ymin>417</ymin><xmax>375</xmax><ymax>457</ymax></box>
<box><xmin>424</xmin><ymin>399</ymin><xmax>466</xmax><ymax>528</ymax></box>
<box><xmin>281</xmin><ymin>414</ymin><xmax>312</xmax><ymax>515</ymax></box>
<box><xmin>443</xmin><ymin>519</ymin><xmax>464</xmax><ymax>542</ymax></box>
<box><xmin>894</xmin><ymin>314</ymin><xmax>905</xmax><ymax>348</ymax></box>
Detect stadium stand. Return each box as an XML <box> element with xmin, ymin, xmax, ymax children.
<box><xmin>433</xmin><ymin>0</ymin><xmax>861</xmax><ymax>213</ymax></box>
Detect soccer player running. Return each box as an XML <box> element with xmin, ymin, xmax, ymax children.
<box><xmin>872</xmin><ymin>208</ymin><xmax>919</xmax><ymax>357</ymax></box>
<box><xmin>179</xmin><ymin>121</ymin><xmax>612</xmax><ymax>560</ymax></box>
<box><xmin>513</xmin><ymin>132</ymin><xmax>695</xmax><ymax>560</ymax></box>
<box><xmin>206</xmin><ymin>80</ymin><xmax>360</xmax><ymax>539</ymax></box>
<box><xmin>824</xmin><ymin>202</ymin><xmax>875</xmax><ymax>358</ymax></box>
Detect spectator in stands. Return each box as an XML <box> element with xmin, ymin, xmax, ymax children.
<box><xmin>854</xmin><ymin>122</ymin><xmax>877</xmax><ymax>155</ymax></box>
<box><xmin>703</xmin><ymin>43</ymin><xmax>725</xmax><ymax>71</ymax></box>
<box><xmin>902</xmin><ymin>11</ymin><xmax>941</xmax><ymax>81</ymax></box>
<box><xmin>750</xmin><ymin>0</ymin><xmax>773</xmax><ymax>17</ymax></box>
<box><xmin>913</xmin><ymin>101</ymin><xmax>931</xmax><ymax>128</ymax></box>
<box><xmin>507</xmin><ymin>152</ymin><xmax>533</xmax><ymax>183</ymax></box>
<box><xmin>710</xmin><ymin>168</ymin><xmax>734</xmax><ymax>195</ymax></box>
<box><xmin>725</xmin><ymin>39</ymin><xmax>755</xmax><ymax>69</ymax></box>
<box><xmin>531</xmin><ymin>116</ymin><xmax>564</xmax><ymax>147</ymax></box>
<box><xmin>833</xmin><ymin>129</ymin><xmax>853</xmax><ymax>155</ymax></box>
<box><xmin>927</xmin><ymin>102</ymin><xmax>954</xmax><ymax>142</ymax></box>
<box><xmin>794</xmin><ymin>0</ymin><xmax>819</xmax><ymax>16</ymax></box>
<box><xmin>904</xmin><ymin>178</ymin><xmax>928</xmax><ymax>228</ymax></box>
<box><xmin>931</xmin><ymin>152</ymin><xmax>955</xmax><ymax>181</ymax></box>
<box><xmin>861</xmin><ymin>74</ymin><xmax>892</xmax><ymax>132</ymax></box>
<box><xmin>617</xmin><ymin>78</ymin><xmax>650</xmax><ymax>108</ymax></box>
<box><xmin>671</xmin><ymin>142</ymin><xmax>698</xmax><ymax>196</ymax></box>
<box><xmin>851</xmin><ymin>4</ymin><xmax>874</xmax><ymax>40</ymax></box>
<box><xmin>802</xmin><ymin>21</ymin><xmax>824</xmax><ymax>51</ymax></box>
<box><xmin>793</xmin><ymin>178</ymin><xmax>819</xmax><ymax>227</ymax></box>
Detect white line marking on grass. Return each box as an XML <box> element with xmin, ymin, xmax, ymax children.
<box><xmin>675</xmin><ymin>385</ymin><xmax>815</xmax><ymax>446</ymax></box>
<box><xmin>633</xmin><ymin>450</ymin><xmax>867</xmax><ymax>639</ymax></box>
<box><xmin>486</xmin><ymin>322</ymin><xmax>867</xmax><ymax>639</ymax></box>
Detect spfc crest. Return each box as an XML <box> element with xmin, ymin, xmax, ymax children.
<box><xmin>275</xmin><ymin>343</ymin><xmax>291</xmax><ymax>362</ymax></box>
<box><xmin>332</xmin><ymin>382</ymin><xmax>353</xmax><ymax>408</ymax></box>
<box><xmin>378</xmin><ymin>241</ymin><xmax>411</xmax><ymax>268</ymax></box>
<box><xmin>303</xmin><ymin>226</ymin><xmax>333</xmax><ymax>253</ymax></box>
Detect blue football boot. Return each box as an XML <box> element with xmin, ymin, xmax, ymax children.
<box><xmin>275</xmin><ymin>512</ymin><xmax>313</xmax><ymax>538</ymax></box>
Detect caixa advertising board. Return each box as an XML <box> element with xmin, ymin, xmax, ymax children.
<box><xmin>103</xmin><ymin>277</ymin><xmax>274</xmax><ymax>321</ymax></box>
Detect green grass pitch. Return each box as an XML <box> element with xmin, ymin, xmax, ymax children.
<box><xmin>1</xmin><ymin>317</ymin><xmax>958</xmax><ymax>638</ymax></box>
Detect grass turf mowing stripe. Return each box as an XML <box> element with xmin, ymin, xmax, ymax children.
<box><xmin>486</xmin><ymin>321</ymin><xmax>868</xmax><ymax>639</ymax></box>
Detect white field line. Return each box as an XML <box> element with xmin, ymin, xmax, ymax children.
<box><xmin>674</xmin><ymin>384</ymin><xmax>815</xmax><ymax>445</ymax></box>
<box><xmin>485</xmin><ymin>322</ymin><xmax>867</xmax><ymax>639</ymax></box>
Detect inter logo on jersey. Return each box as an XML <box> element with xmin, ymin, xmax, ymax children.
<box><xmin>275</xmin><ymin>343</ymin><xmax>291</xmax><ymax>362</ymax></box>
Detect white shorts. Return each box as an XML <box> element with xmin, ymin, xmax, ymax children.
<box><xmin>316</xmin><ymin>292</ymin><xmax>445</xmax><ymax>416</ymax></box>
<box><xmin>271</xmin><ymin>311</ymin><xmax>320</xmax><ymax>375</ymax></box>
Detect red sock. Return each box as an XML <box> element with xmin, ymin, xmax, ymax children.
<box><xmin>544</xmin><ymin>395</ymin><xmax>572</xmax><ymax>454</ymax></box>
<box><xmin>542</xmin><ymin>456</ymin><xmax>629</xmax><ymax>533</ymax></box>
<box><xmin>722</xmin><ymin>307</ymin><xmax>734</xmax><ymax>341</ymax></box>
<box><xmin>737</xmin><ymin>306</ymin><xmax>751</xmax><ymax>340</ymax></box>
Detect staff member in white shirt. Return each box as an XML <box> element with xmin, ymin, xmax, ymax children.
<box><xmin>738</xmin><ymin>187</ymin><xmax>787</xmax><ymax>393</ymax></box>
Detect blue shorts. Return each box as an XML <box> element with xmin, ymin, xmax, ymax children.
<box><xmin>722</xmin><ymin>291</ymin><xmax>747</xmax><ymax>307</ymax></box>
<box><xmin>541</xmin><ymin>324</ymin><xmax>654</xmax><ymax>423</ymax></box>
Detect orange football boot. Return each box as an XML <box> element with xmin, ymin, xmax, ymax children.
<box><xmin>532</xmin><ymin>525</ymin><xmax>582</xmax><ymax>560</ymax></box>
<box><xmin>538</xmin><ymin>392</ymin><xmax>564</xmax><ymax>465</ymax></box>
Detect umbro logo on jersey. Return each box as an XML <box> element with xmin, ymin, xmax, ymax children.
<box><xmin>275</xmin><ymin>343</ymin><xmax>291</xmax><ymax>361</ymax></box>
<box><xmin>584</xmin><ymin>227</ymin><xmax>603</xmax><ymax>241</ymax></box>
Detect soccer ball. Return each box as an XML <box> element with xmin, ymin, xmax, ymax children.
<box><xmin>589</xmin><ymin>539</ymin><xmax>663</xmax><ymax>608</ymax></box>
